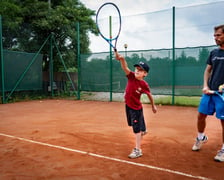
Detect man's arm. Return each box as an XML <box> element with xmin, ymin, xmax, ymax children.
<box><xmin>114</xmin><ymin>51</ymin><xmax>131</xmax><ymax>75</ymax></box>
<box><xmin>202</xmin><ymin>64</ymin><xmax>212</xmax><ymax>94</ymax></box>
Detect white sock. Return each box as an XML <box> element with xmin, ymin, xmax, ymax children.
<box><xmin>222</xmin><ymin>144</ymin><xmax>224</xmax><ymax>150</ymax></box>
<box><xmin>197</xmin><ymin>132</ymin><xmax>205</xmax><ymax>140</ymax></box>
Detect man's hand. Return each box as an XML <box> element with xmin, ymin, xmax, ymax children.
<box><xmin>202</xmin><ymin>87</ymin><xmax>211</xmax><ymax>94</ymax></box>
<box><xmin>218</xmin><ymin>84</ymin><xmax>224</xmax><ymax>92</ymax></box>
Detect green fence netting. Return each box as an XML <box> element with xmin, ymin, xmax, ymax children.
<box><xmin>80</xmin><ymin>45</ymin><xmax>215</xmax><ymax>96</ymax></box>
<box><xmin>0</xmin><ymin>50</ymin><xmax>43</xmax><ymax>91</ymax></box>
<box><xmin>80</xmin><ymin>1</ymin><xmax>224</xmax><ymax>98</ymax></box>
<box><xmin>1</xmin><ymin>1</ymin><xmax>224</xmax><ymax>103</ymax></box>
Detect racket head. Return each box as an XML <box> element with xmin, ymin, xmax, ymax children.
<box><xmin>96</xmin><ymin>2</ymin><xmax>121</xmax><ymax>50</ymax></box>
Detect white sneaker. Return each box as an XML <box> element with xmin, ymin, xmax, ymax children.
<box><xmin>128</xmin><ymin>148</ymin><xmax>142</xmax><ymax>158</ymax></box>
<box><xmin>214</xmin><ymin>149</ymin><xmax>224</xmax><ymax>162</ymax></box>
<box><xmin>141</xmin><ymin>130</ymin><xmax>148</xmax><ymax>136</ymax></box>
<box><xmin>192</xmin><ymin>135</ymin><xmax>208</xmax><ymax>151</ymax></box>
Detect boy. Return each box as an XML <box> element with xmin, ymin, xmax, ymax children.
<box><xmin>115</xmin><ymin>51</ymin><xmax>157</xmax><ymax>159</ymax></box>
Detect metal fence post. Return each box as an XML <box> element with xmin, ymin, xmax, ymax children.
<box><xmin>77</xmin><ymin>22</ymin><xmax>81</xmax><ymax>100</ymax></box>
<box><xmin>0</xmin><ymin>15</ymin><xmax>5</xmax><ymax>104</ymax></box>
<box><xmin>109</xmin><ymin>16</ymin><xmax>113</xmax><ymax>102</ymax></box>
<box><xmin>49</xmin><ymin>33</ymin><xmax>54</xmax><ymax>96</ymax></box>
<box><xmin>172</xmin><ymin>6</ymin><xmax>176</xmax><ymax>105</ymax></box>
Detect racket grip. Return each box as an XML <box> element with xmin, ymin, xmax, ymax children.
<box><xmin>114</xmin><ymin>48</ymin><xmax>117</xmax><ymax>52</ymax></box>
<box><xmin>207</xmin><ymin>90</ymin><xmax>215</xmax><ymax>94</ymax></box>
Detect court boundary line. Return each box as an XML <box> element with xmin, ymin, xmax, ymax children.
<box><xmin>0</xmin><ymin>133</ymin><xmax>212</xmax><ymax>180</ymax></box>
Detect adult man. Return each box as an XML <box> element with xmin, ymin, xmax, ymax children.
<box><xmin>192</xmin><ymin>24</ymin><xmax>224</xmax><ymax>162</ymax></box>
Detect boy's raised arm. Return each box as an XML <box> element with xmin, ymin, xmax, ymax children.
<box><xmin>115</xmin><ymin>51</ymin><xmax>131</xmax><ymax>75</ymax></box>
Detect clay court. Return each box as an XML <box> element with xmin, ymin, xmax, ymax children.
<box><xmin>0</xmin><ymin>99</ymin><xmax>223</xmax><ymax>180</ymax></box>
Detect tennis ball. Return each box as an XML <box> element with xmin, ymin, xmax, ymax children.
<box><xmin>218</xmin><ymin>84</ymin><xmax>224</xmax><ymax>92</ymax></box>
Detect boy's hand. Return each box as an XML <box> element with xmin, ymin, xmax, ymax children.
<box><xmin>152</xmin><ymin>105</ymin><xmax>157</xmax><ymax>113</ymax></box>
<box><xmin>114</xmin><ymin>51</ymin><xmax>124</xmax><ymax>61</ymax></box>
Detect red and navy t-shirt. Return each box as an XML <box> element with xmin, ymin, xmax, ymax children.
<box><xmin>124</xmin><ymin>72</ymin><xmax>151</xmax><ymax>110</ymax></box>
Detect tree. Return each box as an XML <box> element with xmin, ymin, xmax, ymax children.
<box><xmin>0</xmin><ymin>0</ymin><xmax>23</xmax><ymax>48</ymax></box>
<box><xmin>0</xmin><ymin>0</ymin><xmax>98</xmax><ymax>71</ymax></box>
<box><xmin>198</xmin><ymin>47</ymin><xmax>210</xmax><ymax>64</ymax></box>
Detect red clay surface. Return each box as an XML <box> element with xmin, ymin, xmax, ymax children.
<box><xmin>0</xmin><ymin>99</ymin><xmax>223</xmax><ymax>180</ymax></box>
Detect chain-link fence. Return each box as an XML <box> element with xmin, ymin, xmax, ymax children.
<box><xmin>80</xmin><ymin>45</ymin><xmax>215</xmax><ymax>97</ymax></box>
<box><xmin>80</xmin><ymin>2</ymin><xmax>224</xmax><ymax>101</ymax></box>
<box><xmin>1</xmin><ymin>1</ymin><xmax>224</xmax><ymax>103</ymax></box>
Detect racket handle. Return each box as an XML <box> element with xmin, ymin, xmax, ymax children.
<box><xmin>207</xmin><ymin>90</ymin><xmax>215</xmax><ymax>94</ymax></box>
<box><xmin>114</xmin><ymin>48</ymin><xmax>117</xmax><ymax>52</ymax></box>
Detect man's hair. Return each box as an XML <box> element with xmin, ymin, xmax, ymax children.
<box><xmin>214</xmin><ymin>24</ymin><xmax>224</xmax><ymax>33</ymax></box>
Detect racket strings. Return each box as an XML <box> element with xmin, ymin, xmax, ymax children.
<box><xmin>96</xmin><ymin>3</ymin><xmax>121</xmax><ymax>41</ymax></box>
<box><xmin>97</xmin><ymin>18</ymin><xmax>120</xmax><ymax>40</ymax></box>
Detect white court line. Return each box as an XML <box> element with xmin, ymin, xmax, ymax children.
<box><xmin>0</xmin><ymin>133</ymin><xmax>212</xmax><ymax>180</ymax></box>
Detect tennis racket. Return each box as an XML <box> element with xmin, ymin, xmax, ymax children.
<box><xmin>208</xmin><ymin>85</ymin><xmax>224</xmax><ymax>102</ymax></box>
<box><xmin>96</xmin><ymin>2</ymin><xmax>121</xmax><ymax>52</ymax></box>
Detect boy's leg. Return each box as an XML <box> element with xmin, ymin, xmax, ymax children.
<box><xmin>126</xmin><ymin>107</ymin><xmax>143</xmax><ymax>158</ymax></box>
<box><xmin>135</xmin><ymin>132</ymin><xmax>141</xmax><ymax>150</ymax></box>
<box><xmin>128</xmin><ymin>132</ymin><xmax>142</xmax><ymax>158</ymax></box>
<box><xmin>139</xmin><ymin>110</ymin><xmax>147</xmax><ymax>135</ymax></box>
<box><xmin>129</xmin><ymin>118</ymin><xmax>142</xmax><ymax>158</ymax></box>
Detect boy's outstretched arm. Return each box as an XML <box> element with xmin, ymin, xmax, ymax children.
<box><xmin>114</xmin><ymin>51</ymin><xmax>131</xmax><ymax>75</ymax></box>
<box><xmin>147</xmin><ymin>93</ymin><xmax>157</xmax><ymax>113</ymax></box>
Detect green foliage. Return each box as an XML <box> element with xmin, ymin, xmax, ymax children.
<box><xmin>198</xmin><ymin>47</ymin><xmax>210</xmax><ymax>63</ymax></box>
<box><xmin>0</xmin><ymin>1</ymin><xmax>23</xmax><ymax>30</ymax></box>
<box><xmin>0</xmin><ymin>0</ymin><xmax>98</xmax><ymax>71</ymax></box>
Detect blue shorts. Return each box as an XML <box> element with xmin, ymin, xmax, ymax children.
<box><xmin>198</xmin><ymin>94</ymin><xmax>224</xmax><ymax>120</ymax></box>
<box><xmin>125</xmin><ymin>105</ymin><xmax>146</xmax><ymax>133</ymax></box>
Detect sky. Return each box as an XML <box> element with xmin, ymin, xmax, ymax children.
<box><xmin>80</xmin><ymin>0</ymin><xmax>224</xmax><ymax>52</ymax></box>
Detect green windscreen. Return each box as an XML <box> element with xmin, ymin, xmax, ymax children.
<box><xmin>0</xmin><ymin>50</ymin><xmax>42</xmax><ymax>91</ymax></box>
<box><xmin>80</xmin><ymin>46</ymin><xmax>215</xmax><ymax>96</ymax></box>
